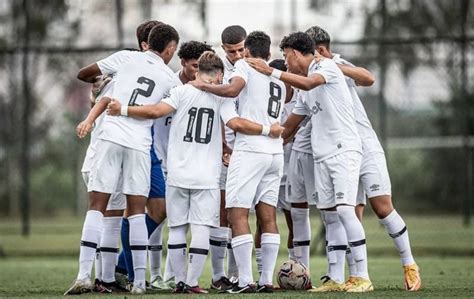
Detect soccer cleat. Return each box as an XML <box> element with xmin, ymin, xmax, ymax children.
<box><xmin>150</xmin><ymin>276</ymin><xmax>169</xmax><ymax>290</ymax></box>
<box><xmin>211</xmin><ymin>276</ymin><xmax>234</xmax><ymax>291</ymax></box>
<box><xmin>256</xmin><ymin>284</ymin><xmax>274</xmax><ymax>293</ymax></box>
<box><xmin>64</xmin><ymin>277</ymin><xmax>93</xmax><ymax>295</ymax></box>
<box><xmin>345</xmin><ymin>277</ymin><xmax>374</xmax><ymax>293</ymax></box>
<box><xmin>101</xmin><ymin>281</ymin><xmax>128</xmax><ymax>293</ymax></box>
<box><xmin>114</xmin><ymin>271</ymin><xmax>129</xmax><ymax>291</ymax></box>
<box><xmin>225</xmin><ymin>283</ymin><xmax>256</xmax><ymax>294</ymax></box>
<box><xmin>130</xmin><ymin>282</ymin><xmax>146</xmax><ymax>295</ymax></box>
<box><xmin>308</xmin><ymin>276</ymin><xmax>345</xmax><ymax>293</ymax></box>
<box><xmin>93</xmin><ymin>279</ymin><xmax>112</xmax><ymax>293</ymax></box>
<box><xmin>184</xmin><ymin>284</ymin><xmax>209</xmax><ymax>294</ymax></box>
<box><xmin>404</xmin><ymin>263</ymin><xmax>421</xmax><ymax>291</ymax></box>
<box><xmin>173</xmin><ymin>281</ymin><xmax>186</xmax><ymax>294</ymax></box>
<box><xmin>344</xmin><ymin>276</ymin><xmax>358</xmax><ymax>290</ymax></box>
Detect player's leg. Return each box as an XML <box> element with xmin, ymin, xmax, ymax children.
<box><xmin>165</xmin><ymin>186</ymin><xmax>190</xmax><ymax>293</ymax></box>
<box><xmin>282</xmin><ymin>208</ymin><xmax>294</xmax><ymax>259</ymax></box>
<box><xmin>184</xmin><ymin>188</ymin><xmax>221</xmax><ymax>293</ymax></box>
<box><xmin>254</xmin><ymin>218</ymin><xmax>263</xmax><ymax>275</ymax></box>
<box><xmin>363</xmin><ymin>152</ymin><xmax>420</xmax><ymax>291</ymax></box>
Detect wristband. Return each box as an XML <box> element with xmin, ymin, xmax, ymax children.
<box><xmin>261</xmin><ymin>125</ymin><xmax>270</xmax><ymax>136</ymax></box>
<box><xmin>270</xmin><ymin>68</ymin><xmax>282</xmax><ymax>79</ymax></box>
<box><xmin>120</xmin><ymin>105</ymin><xmax>128</xmax><ymax>116</ymax></box>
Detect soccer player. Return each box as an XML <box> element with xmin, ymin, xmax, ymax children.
<box><xmin>208</xmin><ymin>25</ymin><xmax>247</xmax><ymax>291</ymax></box>
<box><xmin>191</xmin><ymin>31</ymin><xmax>286</xmax><ymax>293</ymax></box>
<box><xmin>247</xmin><ymin>31</ymin><xmax>373</xmax><ymax>292</ymax></box>
<box><xmin>66</xmin><ymin>23</ymin><xmax>180</xmax><ymax>295</ymax></box>
<box><xmin>106</xmin><ymin>51</ymin><xmax>284</xmax><ymax>293</ymax></box>
<box><xmin>306</xmin><ymin>25</ymin><xmax>421</xmax><ymax>291</ymax></box>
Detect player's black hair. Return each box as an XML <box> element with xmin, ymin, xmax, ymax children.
<box><xmin>221</xmin><ymin>25</ymin><xmax>247</xmax><ymax>44</ymax></box>
<box><xmin>136</xmin><ymin>20</ymin><xmax>163</xmax><ymax>50</ymax></box>
<box><xmin>244</xmin><ymin>31</ymin><xmax>271</xmax><ymax>59</ymax></box>
<box><xmin>305</xmin><ymin>26</ymin><xmax>331</xmax><ymax>48</ymax></box>
<box><xmin>148</xmin><ymin>24</ymin><xmax>180</xmax><ymax>53</ymax></box>
<box><xmin>178</xmin><ymin>41</ymin><xmax>214</xmax><ymax>60</ymax></box>
<box><xmin>269</xmin><ymin>59</ymin><xmax>287</xmax><ymax>72</ymax></box>
<box><xmin>279</xmin><ymin>32</ymin><xmax>314</xmax><ymax>55</ymax></box>
<box><xmin>198</xmin><ymin>51</ymin><xmax>224</xmax><ymax>74</ymax></box>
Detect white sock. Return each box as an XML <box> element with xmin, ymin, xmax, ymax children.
<box><xmin>231</xmin><ymin>234</ymin><xmax>253</xmax><ymax>287</ymax></box>
<box><xmin>210</xmin><ymin>227</ymin><xmax>229</xmax><ymax>281</ymax></box>
<box><xmin>227</xmin><ymin>229</ymin><xmax>238</xmax><ymax>278</ymax></box>
<box><xmin>78</xmin><ymin>210</ymin><xmax>104</xmax><ymax>280</ymax></box>
<box><xmin>129</xmin><ymin>214</ymin><xmax>148</xmax><ymax>286</ymax></box>
<box><xmin>380</xmin><ymin>210</ymin><xmax>415</xmax><ymax>266</ymax></box>
<box><xmin>337</xmin><ymin>206</ymin><xmax>369</xmax><ymax>280</ymax></box>
<box><xmin>186</xmin><ymin>224</ymin><xmax>210</xmax><ymax>287</ymax></box>
<box><xmin>346</xmin><ymin>248</ymin><xmax>357</xmax><ymax>277</ymax></box>
<box><xmin>255</xmin><ymin>247</ymin><xmax>262</xmax><ymax>274</ymax></box>
<box><xmin>288</xmin><ymin>248</ymin><xmax>295</xmax><ymax>260</ymax></box>
<box><xmin>100</xmin><ymin>216</ymin><xmax>122</xmax><ymax>283</ymax></box>
<box><xmin>259</xmin><ymin>233</ymin><xmax>280</xmax><ymax>286</ymax></box>
<box><xmin>149</xmin><ymin>221</ymin><xmax>164</xmax><ymax>281</ymax></box>
<box><xmin>168</xmin><ymin>224</ymin><xmax>188</xmax><ymax>284</ymax></box>
<box><xmin>322</xmin><ymin>210</ymin><xmax>346</xmax><ymax>284</ymax></box>
<box><xmin>163</xmin><ymin>249</ymin><xmax>174</xmax><ymax>281</ymax></box>
<box><xmin>291</xmin><ymin>208</ymin><xmax>311</xmax><ymax>268</ymax></box>
<box><xmin>94</xmin><ymin>248</ymin><xmax>102</xmax><ymax>281</ymax></box>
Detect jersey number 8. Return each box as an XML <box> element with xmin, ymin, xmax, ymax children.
<box><xmin>268</xmin><ymin>82</ymin><xmax>282</xmax><ymax>118</ymax></box>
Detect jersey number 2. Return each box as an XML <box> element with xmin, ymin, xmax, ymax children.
<box><xmin>267</xmin><ymin>82</ymin><xmax>282</xmax><ymax>118</ymax></box>
<box><xmin>183</xmin><ymin>107</ymin><xmax>215</xmax><ymax>144</ymax></box>
<box><xmin>128</xmin><ymin>76</ymin><xmax>156</xmax><ymax>106</ymax></box>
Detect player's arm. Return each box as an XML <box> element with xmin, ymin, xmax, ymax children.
<box><xmin>76</xmin><ymin>96</ymin><xmax>111</xmax><ymax>138</ymax></box>
<box><xmin>245</xmin><ymin>58</ymin><xmax>326</xmax><ymax>91</ymax></box>
<box><xmin>107</xmin><ymin>100</ymin><xmax>175</xmax><ymax>119</ymax></box>
<box><xmin>281</xmin><ymin>113</ymin><xmax>305</xmax><ymax>140</ymax></box>
<box><xmin>226</xmin><ymin>118</ymin><xmax>284</xmax><ymax>138</ymax></box>
<box><xmin>337</xmin><ymin>64</ymin><xmax>375</xmax><ymax>86</ymax></box>
<box><xmin>189</xmin><ymin>77</ymin><xmax>246</xmax><ymax>98</ymax></box>
<box><xmin>77</xmin><ymin>63</ymin><xmax>102</xmax><ymax>83</ymax></box>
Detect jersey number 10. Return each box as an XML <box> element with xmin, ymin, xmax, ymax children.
<box><xmin>183</xmin><ymin>107</ymin><xmax>215</xmax><ymax>144</ymax></box>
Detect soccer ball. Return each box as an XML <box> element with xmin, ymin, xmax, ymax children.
<box><xmin>277</xmin><ymin>260</ymin><xmax>311</xmax><ymax>290</ymax></box>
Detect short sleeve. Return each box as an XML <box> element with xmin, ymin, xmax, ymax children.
<box><xmin>220</xmin><ymin>98</ymin><xmax>239</xmax><ymax>125</ymax></box>
<box><xmin>161</xmin><ymin>86</ymin><xmax>181</xmax><ymax>110</ymax></box>
<box><xmin>333</xmin><ymin>56</ymin><xmax>357</xmax><ymax>87</ymax></box>
<box><xmin>97</xmin><ymin>50</ymin><xmax>134</xmax><ymax>75</ymax></box>
<box><xmin>229</xmin><ymin>60</ymin><xmax>248</xmax><ymax>83</ymax></box>
<box><xmin>312</xmin><ymin>59</ymin><xmax>339</xmax><ymax>85</ymax></box>
<box><xmin>292</xmin><ymin>93</ymin><xmax>310</xmax><ymax>116</ymax></box>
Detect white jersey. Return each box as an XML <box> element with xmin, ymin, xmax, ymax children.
<box><xmin>230</xmin><ymin>60</ymin><xmax>285</xmax><ymax>154</ymax></box>
<box><xmin>333</xmin><ymin>54</ymin><xmax>384</xmax><ymax>154</ymax></box>
<box><xmin>293</xmin><ymin>58</ymin><xmax>362</xmax><ymax>162</ymax></box>
<box><xmin>280</xmin><ymin>90</ymin><xmax>297</xmax><ymax>185</ymax></box>
<box><xmin>222</xmin><ymin>56</ymin><xmax>238</xmax><ymax>149</ymax></box>
<box><xmin>81</xmin><ymin>80</ymin><xmax>115</xmax><ymax>173</ymax></box>
<box><xmin>97</xmin><ymin>50</ymin><xmax>180</xmax><ymax>153</ymax></box>
<box><xmin>162</xmin><ymin>84</ymin><xmax>237</xmax><ymax>189</ymax></box>
<box><xmin>290</xmin><ymin>91</ymin><xmax>312</xmax><ymax>155</ymax></box>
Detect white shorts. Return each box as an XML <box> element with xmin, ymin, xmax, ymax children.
<box><xmin>288</xmin><ymin>150</ymin><xmax>317</xmax><ymax>205</ymax></box>
<box><xmin>166</xmin><ymin>186</ymin><xmax>220</xmax><ymax>227</ymax></box>
<box><xmin>314</xmin><ymin>151</ymin><xmax>362</xmax><ymax>209</ymax></box>
<box><xmin>82</xmin><ymin>172</ymin><xmax>126</xmax><ymax>211</ymax></box>
<box><xmin>277</xmin><ymin>184</ymin><xmax>290</xmax><ymax>211</ymax></box>
<box><xmin>356</xmin><ymin>151</ymin><xmax>392</xmax><ymax>205</ymax></box>
<box><xmin>88</xmin><ymin>139</ymin><xmax>151</xmax><ymax>197</ymax></box>
<box><xmin>225</xmin><ymin>151</ymin><xmax>283</xmax><ymax>209</ymax></box>
<box><xmin>219</xmin><ymin>165</ymin><xmax>228</xmax><ymax>190</ymax></box>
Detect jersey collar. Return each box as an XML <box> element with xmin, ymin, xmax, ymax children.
<box><xmin>145</xmin><ymin>51</ymin><xmax>165</xmax><ymax>64</ymax></box>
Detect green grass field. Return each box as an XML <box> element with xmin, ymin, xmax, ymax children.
<box><xmin>1</xmin><ymin>213</ymin><xmax>473</xmax><ymax>297</ymax></box>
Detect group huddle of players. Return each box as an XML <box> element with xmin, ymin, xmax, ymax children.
<box><xmin>64</xmin><ymin>20</ymin><xmax>422</xmax><ymax>295</ymax></box>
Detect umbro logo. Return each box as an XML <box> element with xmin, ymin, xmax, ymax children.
<box><xmin>336</xmin><ymin>192</ymin><xmax>344</xmax><ymax>199</ymax></box>
<box><xmin>147</xmin><ymin>60</ymin><xmax>155</xmax><ymax>65</ymax></box>
<box><xmin>313</xmin><ymin>192</ymin><xmax>318</xmax><ymax>201</ymax></box>
<box><xmin>311</xmin><ymin>101</ymin><xmax>323</xmax><ymax>115</ymax></box>
<box><xmin>370</xmin><ymin>184</ymin><xmax>380</xmax><ymax>192</ymax></box>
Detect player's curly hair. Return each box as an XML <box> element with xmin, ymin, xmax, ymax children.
<box><xmin>245</xmin><ymin>31</ymin><xmax>271</xmax><ymax>59</ymax></box>
<box><xmin>221</xmin><ymin>25</ymin><xmax>247</xmax><ymax>44</ymax></box>
<box><xmin>178</xmin><ymin>41</ymin><xmax>214</xmax><ymax>60</ymax></box>
<box><xmin>269</xmin><ymin>59</ymin><xmax>287</xmax><ymax>72</ymax></box>
<box><xmin>305</xmin><ymin>26</ymin><xmax>331</xmax><ymax>48</ymax></box>
<box><xmin>136</xmin><ymin>20</ymin><xmax>163</xmax><ymax>50</ymax></box>
<box><xmin>148</xmin><ymin>24</ymin><xmax>180</xmax><ymax>53</ymax></box>
<box><xmin>279</xmin><ymin>32</ymin><xmax>314</xmax><ymax>55</ymax></box>
<box><xmin>198</xmin><ymin>51</ymin><xmax>224</xmax><ymax>75</ymax></box>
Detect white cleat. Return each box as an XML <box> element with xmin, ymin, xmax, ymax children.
<box><xmin>131</xmin><ymin>282</ymin><xmax>146</xmax><ymax>295</ymax></box>
<box><xmin>64</xmin><ymin>277</ymin><xmax>93</xmax><ymax>295</ymax></box>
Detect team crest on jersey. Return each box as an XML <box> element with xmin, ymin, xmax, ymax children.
<box><xmin>313</xmin><ymin>192</ymin><xmax>318</xmax><ymax>201</ymax></box>
<box><xmin>311</xmin><ymin>101</ymin><xmax>323</xmax><ymax>115</ymax></box>
<box><xmin>336</xmin><ymin>192</ymin><xmax>344</xmax><ymax>199</ymax></box>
